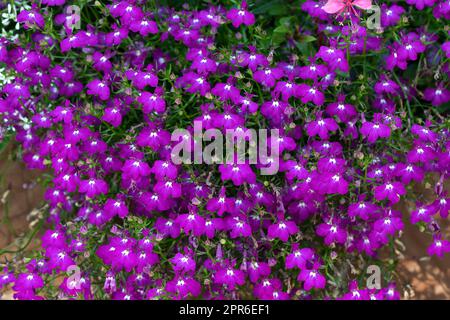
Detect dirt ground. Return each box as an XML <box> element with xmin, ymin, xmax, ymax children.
<box><xmin>0</xmin><ymin>144</ymin><xmax>449</xmax><ymax>299</ymax></box>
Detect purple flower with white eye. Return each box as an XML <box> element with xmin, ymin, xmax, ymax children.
<box><xmin>317</xmin><ymin>156</ymin><xmax>346</xmax><ymax>174</ymax></box>
<box><xmin>122</xmin><ymin>158</ymin><xmax>151</xmax><ymax>180</ymax></box>
<box><xmin>316</xmin><ymin>221</ymin><xmax>347</xmax><ymax>245</ymax></box>
<box><xmin>374</xmin><ymin>181</ymin><xmax>406</xmax><ymax>204</ymax></box>
<box><xmin>166</xmin><ymin>276</ymin><xmax>201</xmax><ymax>298</ymax></box>
<box><xmin>305</xmin><ymin>116</ymin><xmax>339</xmax><ymax>140</ymax></box>
<box><xmin>155</xmin><ymin>217</ymin><xmax>181</xmax><ymax>238</ymax></box>
<box><xmin>176</xmin><ymin>72</ymin><xmax>211</xmax><ymax>96</ymax></box>
<box><xmin>315</xmin><ymin>46</ymin><xmax>349</xmax><ymax>72</ymax></box>
<box><xmin>423</xmin><ymin>85</ymin><xmax>450</xmax><ymax>106</ymax></box>
<box><xmin>104</xmin><ymin>197</ymin><xmax>129</xmax><ymax>219</ymax></box>
<box><xmin>407</xmin><ymin>143</ymin><xmax>436</xmax><ymax>163</ymax></box>
<box><xmin>427</xmin><ymin>237</ymin><xmax>450</xmax><ymax>257</ymax></box>
<box><xmin>411</xmin><ymin>124</ymin><xmax>438</xmax><ymax>143</ymax></box>
<box><xmin>106</xmin><ymin>26</ymin><xmax>128</xmax><ymax>46</ymax></box>
<box><xmin>191</xmin><ymin>55</ymin><xmax>217</xmax><ymax>74</ymax></box>
<box><xmin>79</xmin><ymin>178</ymin><xmax>109</xmax><ymax>198</ymax></box>
<box><xmin>374</xmin><ymin>75</ymin><xmax>400</xmax><ymax>95</ymax></box>
<box><xmin>237</xmin><ymin>94</ymin><xmax>258</xmax><ymax>113</ymax></box>
<box><xmin>151</xmin><ymin>160</ymin><xmax>178</xmax><ymax>180</ymax></box>
<box><xmin>41</xmin><ymin>229</ymin><xmax>67</xmax><ymax>249</ymax></box>
<box><xmin>87</xmin><ymin>79</ymin><xmax>110</xmax><ymax>101</ymax></box>
<box><xmin>431</xmin><ymin>194</ymin><xmax>450</xmax><ymax>219</ymax></box>
<box><xmin>211</xmin><ymin>82</ymin><xmax>241</xmax><ymax>103</ymax></box>
<box><xmin>280</xmin><ymin>160</ymin><xmax>309</xmax><ymax>181</ymax></box>
<box><xmin>13</xmin><ymin>273</ymin><xmax>44</xmax><ymax>292</ymax></box>
<box><xmin>400</xmin><ymin>32</ymin><xmax>426</xmax><ymax>61</ymax></box>
<box><xmin>253</xmin><ymin>67</ymin><xmax>283</xmax><ymax>88</ymax></box>
<box><xmin>17</xmin><ymin>9</ymin><xmax>45</xmax><ymax>29</ymax></box>
<box><xmin>0</xmin><ymin>270</ymin><xmax>15</xmax><ymax>289</ymax></box>
<box><xmin>126</xmin><ymin>70</ymin><xmax>158</xmax><ymax>90</ymax></box>
<box><xmin>129</xmin><ymin>18</ymin><xmax>158</xmax><ymax>36</ymax></box>
<box><xmin>45</xmin><ymin>248</ymin><xmax>75</xmax><ymax>272</ymax></box>
<box><xmin>297</xmin><ymin>84</ymin><xmax>325</xmax><ymax>106</ymax></box>
<box><xmin>214</xmin><ymin>265</ymin><xmax>246</xmax><ymax>289</ymax></box>
<box><xmin>154</xmin><ymin>179</ymin><xmax>182</xmax><ymax>199</ymax></box>
<box><xmin>297</xmin><ymin>269</ymin><xmax>326</xmax><ymax>291</ymax></box>
<box><xmin>206</xmin><ymin>187</ymin><xmax>232</xmax><ymax>216</ymax></box>
<box><xmin>260</xmin><ymin>98</ymin><xmax>289</xmax><ymax>125</ymax></box>
<box><xmin>360</xmin><ymin>116</ymin><xmax>391</xmax><ymax>143</ymax></box>
<box><xmin>239</xmin><ymin>50</ymin><xmax>268</xmax><ymax>72</ymax></box>
<box><xmin>386</xmin><ymin>43</ymin><xmax>408</xmax><ymax>70</ymax></box>
<box><xmin>92</xmin><ymin>52</ymin><xmax>113</xmax><ymax>74</ymax></box>
<box><xmin>170</xmin><ymin>252</ymin><xmax>196</xmax><ymax>274</ymax></box>
<box><xmin>410</xmin><ymin>203</ymin><xmax>436</xmax><ymax>224</ymax></box>
<box><xmin>348</xmin><ymin>201</ymin><xmax>379</xmax><ymax>220</ymax></box>
<box><xmin>374</xmin><ymin>212</ymin><xmax>404</xmax><ymax>236</ymax></box>
<box><xmin>218</xmin><ymin>163</ymin><xmax>256</xmax><ymax>186</ymax></box>
<box><xmin>176</xmin><ymin>210</ymin><xmax>205</xmax><ymax>237</ymax></box>
<box><xmin>247</xmin><ymin>261</ymin><xmax>271</xmax><ymax>283</ymax></box>
<box><xmin>226</xmin><ymin>215</ymin><xmax>252</xmax><ymax>238</ymax></box>
<box><xmin>397</xmin><ymin>163</ymin><xmax>424</xmax><ymax>184</ymax></box>
<box><xmin>267</xmin><ymin>218</ymin><xmax>299</xmax><ymax>242</ymax></box>
<box><xmin>325</xmin><ymin>96</ymin><xmax>357</xmax><ymax>122</ymax></box>
<box><xmin>204</xmin><ymin>217</ymin><xmax>224</xmax><ymax>239</ymax></box>
<box><xmin>226</xmin><ymin>1</ymin><xmax>255</xmax><ymax>28</ymax></box>
<box><xmin>102</xmin><ymin>106</ymin><xmax>122</xmax><ymax>127</ymax></box>
<box><xmin>381</xmin><ymin>4</ymin><xmax>405</xmax><ymax>27</ymax></box>
<box><xmin>138</xmin><ymin>88</ymin><xmax>166</xmax><ymax>114</ymax></box>
<box><xmin>299</xmin><ymin>62</ymin><xmax>328</xmax><ymax>80</ymax></box>
<box><xmin>274</xmin><ymin>80</ymin><xmax>301</xmax><ymax>101</ymax></box>
<box><xmin>285</xmin><ymin>246</ymin><xmax>314</xmax><ymax>269</ymax></box>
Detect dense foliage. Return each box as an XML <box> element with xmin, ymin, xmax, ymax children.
<box><xmin>0</xmin><ymin>0</ymin><xmax>449</xmax><ymax>300</ymax></box>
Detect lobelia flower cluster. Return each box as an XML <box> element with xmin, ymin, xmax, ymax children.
<box><xmin>0</xmin><ymin>0</ymin><xmax>449</xmax><ymax>300</ymax></box>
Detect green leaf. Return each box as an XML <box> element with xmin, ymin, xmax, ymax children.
<box><xmin>252</xmin><ymin>0</ymin><xmax>289</xmax><ymax>16</ymax></box>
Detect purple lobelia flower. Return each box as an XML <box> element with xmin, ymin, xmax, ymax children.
<box><xmin>226</xmin><ymin>215</ymin><xmax>252</xmax><ymax>238</ymax></box>
<box><xmin>374</xmin><ymin>181</ymin><xmax>406</xmax><ymax>204</ymax></box>
<box><xmin>176</xmin><ymin>207</ymin><xmax>206</xmax><ymax>237</ymax></box>
<box><xmin>247</xmin><ymin>261</ymin><xmax>271</xmax><ymax>283</ymax></box>
<box><xmin>427</xmin><ymin>237</ymin><xmax>450</xmax><ymax>257</ymax></box>
<box><xmin>410</xmin><ymin>203</ymin><xmax>436</xmax><ymax>224</ymax></box>
<box><xmin>316</xmin><ymin>220</ymin><xmax>347</xmax><ymax>245</ymax></box>
<box><xmin>104</xmin><ymin>197</ymin><xmax>129</xmax><ymax>219</ymax></box>
<box><xmin>206</xmin><ymin>187</ymin><xmax>232</xmax><ymax>216</ymax></box>
<box><xmin>218</xmin><ymin>162</ymin><xmax>256</xmax><ymax>186</ymax></box>
<box><xmin>381</xmin><ymin>4</ymin><xmax>405</xmax><ymax>28</ymax></box>
<box><xmin>325</xmin><ymin>95</ymin><xmax>357</xmax><ymax>122</ymax></box>
<box><xmin>285</xmin><ymin>245</ymin><xmax>314</xmax><ymax>269</ymax></box>
<box><xmin>374</xmin><ymin>211</ymin><xmax>404</xmax><ymax>236</ymax></box>
<box><xmin>253</xmin><ymin>67</ymin><xmax>284</xmax><ymax>88</ymax></box>
<box><xmin>226</xmin><ymin>1</ymin><xmax>255</xmax><ymax>28</ymax></box>
<box><xmin>360</xmin><ymin>114</ymin><xmax>391</xmax><ymax>143</ymax></box>
<box><xmin>374</xmin><ymin>75</ymin><xmax>400</xmax><ymax>95</ymax></box>
<box><xmin>166</xmin><ymin>276</ymin><xmax>201</xmax><ymax>298</ymax></box>
<box><xmin>297</xmin><ymin>83</ymin><xmax>325</xmax><ymax>106</ymax></box>
<box><xmin>297</xmin><ymin>269</ymin><xmax>326</xmax><ymax>291</ymax></box>
<box><xmin>17</xmin><ymin>8</ymin><xmax>45</xmax><ymax>29</ymax></box>
<box><xmin>305</xmin><ymin>115</ymin><xmax>339</xmax><ymax>140</ymax></box>
<box><xmin>214</xmin><ymin>264</ymin><xmax>246</xmax><ymax>289</ymax></box>
<box><xmin>267</xmin><ymin>216</ymin><xmax>299</xmax><ymax>242</ymax></box>
<box><xmin>79</xmin><ymin>178</ymin><xmax>109</xmax><ymax>198</ymax></box>
<box><xmin>170</xmin><ymin>252</ymin><xmax>196</xmax><ymax>274</ymax></box>
<box><xmin>423</xmin><ymin>85</ymin><xmax>450</xmax><ymax>106</ymax></box>
<box><xmin>87</xmin><ymin>79</ymin><xmax>110</xmax><ymax>101</ymax></box>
